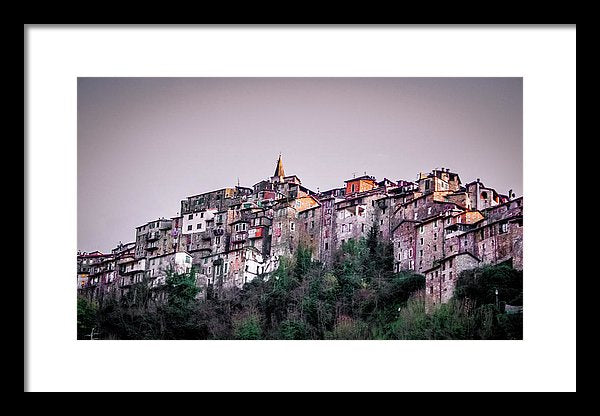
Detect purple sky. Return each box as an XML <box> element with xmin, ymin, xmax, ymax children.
<box><xmin>78</xmin><ymin>77</ymin><xmax>522</xmax><ymax>252</ymax></box>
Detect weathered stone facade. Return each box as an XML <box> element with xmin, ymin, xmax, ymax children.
<box><xmin>80</xmin><ymin>158</ymin><xmax>523</xmax><ymax>310</ymax></box>
<box><xmin>423</xmin><ymin>252</ymin><xmax>480</xmax><ymax>311</ymax></box>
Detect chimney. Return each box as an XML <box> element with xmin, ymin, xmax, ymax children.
<box><xmin>508</xmin><ymin>189</ymin><xmax>513</xmax><ymax>200</ymax></box>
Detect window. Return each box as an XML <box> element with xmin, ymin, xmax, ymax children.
<box><xmin>430</xmin><ymin>286</ymin><xmax>433</xmax><ymax>294</ymax></box>
<box><xmin>215</xmin><ymin>236</ymin><xmax>221</xmax><ymax>245</ymax></box>
<box><xmin>188</xmin><ymin>214</ymin><xmax>193</xmax><ymax>220</ymax></box>
<box><xmin>196</xmin><ymin>223</ymin><xmax>202</xmax><ymax>229</ymax></box>
<box><xmin>187</xmin><ymin>225</ymin><xmax>192</xmax><ymax>231</ymax></box>
<box><xmin>290</xmin><ymin>223</ymin><xmax>295</xmax><ymax>231</ymax></box>
<box><xmin>500</xmin><ymin>222</ymin><xmax>509</xmax><ymax>234</ymax></box>
<box><xmin>351</xmin><ymin>184</ymin><xmax>356</xmax><ymax>193</ymax></box>
<box><xmin>428</xmin><ymin>207</ymin><xmax>432</xmax><ymax>215</ymax></box>
<box><xmin>200</xmin><ymin>212</ymin><xmax>204</xmax><ymax>218</ymax></box>
<box><xmin>420</xmin><ymin>238</ymin><xmax>424</xmax><ymax>245</ymax></box>
<box><xmin>325</xmin><ymin>242</ymin><xmax>329</xmax><ymax>251</ymax></box>
<box><xmin>433</xmin><ymin>220</ymin><xmax>437</xmax><ymax>228</ymax></box>
<box><xmin>419</xmin><ymin>226</ymin><xmax>424</xmax><ymax>234</ymax></box>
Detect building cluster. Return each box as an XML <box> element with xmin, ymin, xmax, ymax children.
<box><xmin>78</xmin><ymin>155</ymin><xmax>523</xmax><ymax>310</ymax></box>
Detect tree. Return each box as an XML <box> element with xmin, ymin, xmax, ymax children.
<box><xmin>162</xmin><ymin>266</ymin><xmax>203</xmax><ymax>339</ymax></box>
<box><xmin>233</xmin><ymin>311</ymin><xmax>262</xmax><ymax>339</ymax></box>
<box><xmin>77</xmin><ymin>296</ymin><xmax>98</xmax><ymax>339</ymax></box>
<box><xmin>454</xmin><ymin>264</ymin><xmax>523</xmax><ymax>307</ymax></box>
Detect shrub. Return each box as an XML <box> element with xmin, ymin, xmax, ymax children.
<box><xmin>233</xmin><ymin>312</ymin><xmax>262</xmax><ymax>340</ymax></box>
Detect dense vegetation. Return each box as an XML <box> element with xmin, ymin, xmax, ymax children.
<box><xmin>78</xmin><ymin>225</ymin><xmax>523</xmax><ymax>340</ymax></box>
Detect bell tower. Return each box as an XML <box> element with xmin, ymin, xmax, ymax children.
<box><xmin>271</xmin><ymin>154</ymin><xmax>285</xmax><ymax>183</ymax></box>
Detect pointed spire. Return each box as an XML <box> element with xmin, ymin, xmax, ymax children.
<box><xmin>274</xmin><ymin>154</ymin><xmax>285</xmax><ymax>178</ymax></box>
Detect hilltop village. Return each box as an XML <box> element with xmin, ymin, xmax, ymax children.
<box><xmin>78</xmin><ymin>156</ymin><xmax>523</xmax><ymax>311</ymax></box>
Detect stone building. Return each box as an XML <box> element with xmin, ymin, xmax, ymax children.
<box><xmin>297</xmin><ymin>204</ymin><xmax>323</xmax><ymax>261</ymax></box>
<box><xmin>391</xmin><ymin>219</ymin><xmax>419</xmax><ymax>273</ymax></box>
<box><xmin>85</xmin><ymin>255</ymin><xmax>117</xmax><ymax>301</ymax></box>
<box><xmin>79</xmin><ymin>156</ymin><xmax>523</xmax><ymax>312</ymax></box>
<box><xmin>417</xmin><ymin>168</ymin><xmax>462</xmax><ymax>193</ymax></box>
<box><xmin>334</xmin><ymin>188</ymin><xmax>383</xmax><ymax>250</ymax></box>
<box><xmin>134</xmin><ymin>218</ymin><xmax>174</xmax><ymax>259</ymax></box>
<box><xmin>77</xmin><ymin>250</ymin><xmax>106</xmax><ymax>291</ymax></box>
<box><xmin>423</xmin><ymin>252</ymin><xmax>480</xmax><ymax>311</ymax></box>
<box><xmin>146</xmin><ymin>251</ymin><xmax>193</xmax><ymax>301</ymax></box>
<box><xmin>315</xmin><ymin>195</ymin><xmax>340</xmax><ymax>267</ymax></box>
<box><xmin>465</xmin><ymin>179</ymin><xmax>506</xmax><ymax>211</ymax></box>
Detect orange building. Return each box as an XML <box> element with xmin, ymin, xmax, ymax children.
<box><xmin>294</xmin><ymin>195</ymin><xmax>320</xmax><ymax>212</ymax></box>
<box><xmin>344</xmin><ymin>175</ymin><xmax>377</xmax><ymax>196</ymax></box>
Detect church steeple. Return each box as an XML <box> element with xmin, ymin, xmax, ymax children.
<box><xmin>273</xmin><ymin>154</ymin><xmax>285</xmax><ymax>178</ymax></box>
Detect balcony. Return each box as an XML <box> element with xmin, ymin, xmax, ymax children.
<box><xmin>248</xmin><ymin>227</ymin><xmax>264</xmax><ymax>239</ymax></box>
<box><xmin>214</xmin><ymin>228</ymin><xmax>224</xmax><ymax>236</ymax></box>
<box><xmin>147</xmin><ymin>231</ymin><xmax>160</xmax><ymax>241</ymax></box>
<box><xmin>159</xmin><ymin>222</ymin><xmax>172</xmax><ymax>230</ymax></box>
<box><xmin>233</xmin><ymin>232</ymin><xmax>247</xmax><ymax>242</ymax></box>
<box><xmin>146</xmin><ymin>241</ymin><xmax>159</xmax><ymax>251</ymax></box>
<box><xmin>118</xmin><ymin>256</ymin><xmax>136</xmax><ymax>265</ymax></box>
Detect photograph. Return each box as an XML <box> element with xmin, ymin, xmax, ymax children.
<box><xmin>25</xmin><ymin>25</ymin><xmax>575</xmax><ymax>392</ymax></box>
<box><xmin>77</xmin><ymin>77</ymin><xmax>524</xmax><ymax>340</ymax></box>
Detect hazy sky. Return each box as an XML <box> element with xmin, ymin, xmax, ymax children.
<box><xmin>78</xmin><ymin>77</ymin><xmax>522</xmax><ymax>252</ymax></box>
